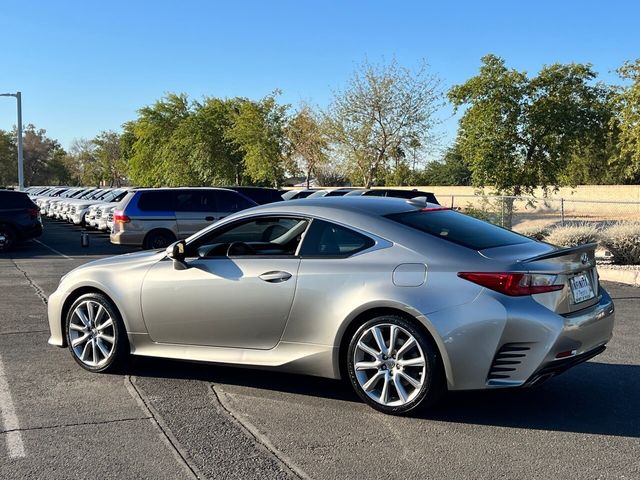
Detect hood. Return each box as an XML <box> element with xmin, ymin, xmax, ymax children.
<box><xmin>63</xmin><ymin>249</ymin><xmax>166</xmax><ymax>282</ymax></box>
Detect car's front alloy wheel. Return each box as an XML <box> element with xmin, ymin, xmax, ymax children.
<box><xmin>65</xmin><ymin>293</ymin><xmax>128</xmax><ymax>372</ymax></box>
<box><xmin>347</xmin><ymin>316</ymin><xmax>443</xmax><ymax>415</ymax></box>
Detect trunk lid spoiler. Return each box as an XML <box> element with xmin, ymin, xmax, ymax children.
<box><xmin>519</xmin><ymin>243</ymin><xmax>598</xmax><ymax>264</ymax></box>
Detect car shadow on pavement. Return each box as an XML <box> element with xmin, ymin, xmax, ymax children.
<box><xmin>126</xmin><ymin>357</ymin><xmax>639</xmax><ymax>437</ymax></box>
<box><xmin>423</xmin><ymin>362</ymin><xmax>640</xmax><ymax>438</ymax></box>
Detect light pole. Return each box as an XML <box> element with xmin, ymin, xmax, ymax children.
<box><xmin>0</xmin><ymin>91</ymin><xmax>24</xmax><ymax>191</ymax></box>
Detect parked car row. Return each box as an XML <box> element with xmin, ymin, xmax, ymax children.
<box><xmin>282</xmin><ymin>187</ymin><xmax>439</xmax><ymax>204</ymax></box>
<box><xmin>21</xmin><ymin>185</ymin><xmax>439</xmax><ymax>251</ymax></box>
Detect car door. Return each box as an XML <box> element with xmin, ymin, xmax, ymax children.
<box><xmin>174</xmin><ymin>189</ymin><xmax>216</xmax><ymax>237</ymax></box>
<box><xmin>140</xmin><ymin>215</ymin><xmax>309</xmax><ymax>349</ymax></box>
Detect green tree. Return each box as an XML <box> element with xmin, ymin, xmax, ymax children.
<box><xmin>327</xmin><ymin>58</ymin><xmax>443</xmax><ymax>187</ymax></box>
<box><xmin>227</xmin><ymin>93</ymin><xmax>289</xmax><ymax>188</ymax></box>
<box><xmin>93</xmin><ymin>131</ymin><xmax>126</xmax><ymax>186</ymax></box>
<box><xmin>421</xmin><ymin>143</ymin><xmax>472</xmax><ymax>186</ymax></box>
<box><xmin>449</xmin><ymin>55</ymin><xmax>612</xmax><ymax>227</ymax></box>
<box><xmin>20</xmin><ymin>125</ymin><xmax>67</xmax><ymax>186</ymax></box>
<box><xmin>614</xmin><ymin>59</ymin><xmax>640</xmax><ymax>182</ymax></box>
<box><xmin>285</xmin><ymin>105</ymin><xmax>328</xmax><ymax>188</ymax></box>
<box><xmin>180</xmin><ymin>97</ymin><xmax>245</xmax><ymax>185</ymax></box>
<box><xmin>0</xmin><ymin>130</ymin><xmax>17</xmax><ymax>187</ymax></box>
<box><xmin>127</xmin><ymin>93</ymin><xmax>191</xmax><ymax>186</ymax></box>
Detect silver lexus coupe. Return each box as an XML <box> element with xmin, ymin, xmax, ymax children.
<box><xmin>47</xmin><ymin>197</ymin><xmax>615</xmax><ymax>414</ymax></box>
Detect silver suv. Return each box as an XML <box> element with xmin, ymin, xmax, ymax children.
<box><xmin>110</xmin><ymin>187</ymin><xmax>257</xmax><ymax>249</ymax></box>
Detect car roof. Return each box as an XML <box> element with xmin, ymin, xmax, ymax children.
<box><xmin>246</xmin><ymin>195</ymin><xmax>433</xmax><ymax>217</ymax></box>
<box><xmin>134</xmin><ymin>187</ymin><xmax>240</xmax><ymax>192</ymax></box>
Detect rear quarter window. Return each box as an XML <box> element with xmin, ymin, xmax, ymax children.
<box><xmin>300</xmin><ymin>219</ymin><xmax>375</xmax><ymax>257</ymax></box>
<box><xmin>387</xmin><ymin>210</ymin><xmax>532</xmax><ymax>250</ymax></box>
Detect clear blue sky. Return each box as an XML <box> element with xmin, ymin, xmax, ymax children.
<box><xmin>1</xmin><ymin>0</ymin><xmax>639</xmax><ymax>151</ymax></box>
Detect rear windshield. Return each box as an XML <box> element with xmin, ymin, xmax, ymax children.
<box><xmin>0</xmin><ymin>191</ymin><xmax>33</xmax><ymax>209</ymax></box>
<box><xmin>387</xmin><ymin>209</ymin><xmax>532</xmax><ymax>250</ymax></box>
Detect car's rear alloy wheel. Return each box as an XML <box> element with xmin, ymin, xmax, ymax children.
<box><xmin>347</xmin><ymin>316</ymin><xmax>443</xmax><ymax>415</ymax></box>
<box><xmin>66</xmin><ymin>293</ymin><xmax>128</xmax><ymax>373</ymax></box>
<box><xmin>0</xmin><ymin>226</ymin><xmax>15</xmax><ymax>252</ymax></box>
<box><xmin>144</xmin><ymin>230</ymin><xmax>175</xmax><ymax>250</ymax></box>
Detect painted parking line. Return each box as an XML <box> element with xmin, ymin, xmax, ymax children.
<box><xmin>34</xmin><ymin>239</ymin><xmax>72</xmax><ymax>260</ymax></box>
<box><xmin>0</xmin><ymin>354</ymin><xmax>25</xmax><ymax>458</ymax></box>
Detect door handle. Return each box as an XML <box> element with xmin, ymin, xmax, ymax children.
<box><xmin>258</xmin><ymin>271</ymin><xmax>292</xmax><ymax>283</ymax></box>
<box><xmin>205</xmin><ymin>216</ymin><xmax>215</xmax><ymax>221</ymax></box>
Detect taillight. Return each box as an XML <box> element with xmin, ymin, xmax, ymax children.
<box><xmin>113</xmin><ymin>211</ymin><xmax>130</xmax><ymax>224</ymax></box>
<box><xmin>457</xmin><ymin>272</ymin><xmax>564</xmax><ymax>296</ymax></box>
<box><xmin>28</xmin><ymin>207</ymin><xmax>39</xmax><ymax>219</ymax></box>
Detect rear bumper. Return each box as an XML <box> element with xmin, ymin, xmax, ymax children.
<box><xmin>17</xmin><ymin>222</ymin><xmax>43</xmax><ymax>241</ymax></box>
<box><xmin>525</xmin><ymin>344</ymin><xmax>606</xmax><ymax>386</ymax></box>
<box><xmin>485</xmin><ymin>290</ymin><xmax>614</xmax><ymax>388</ymax></box>
<box><xmin>110</xmin><ymin>230</ymin><xmax>144</xmax><ymax>246</ymax></box>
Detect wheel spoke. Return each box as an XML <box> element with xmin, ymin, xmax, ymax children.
<box><xmin>96</xmin><ymin>318</ymin><xmax>113</xmax><ymax>332</ymax></box>
<box><xmin>372</xmin><ymin>327</ymin><xmax>388</xmax><ymax>355</ymax></box>
<box><xmin>398</xmin><ymin>356</ymin><xmax>424</xmax><ymax>368</ymax></box>
<box><xmin>91</xmin><ymin>339</ymin><xmax>98</xmax><ymax>364</ymax></box>
<box><xmin>357</xmin><ymin>341</ymin><xmax>379</xmax><ymax>359</ymax></box>
<box><xmin>75</xmin><ymin>308</ymin><xmax>90</xmax><ymax>328</ymax></box>
<box><xmin>87</xmin><ymin>302</ymin><xmax>95</xmax><ymax>325</ymax></box>
<box><xmin>98</xmin><ymin>333</ymin><xmax>114</xmax><ymax>344</ymax></box>
<box><xmin>399</xmin><ymin>371</ymin><xmax>421</xmax><ymax>389</ymax></box>
<box><xmin>80</xmin><ymin>341</ymin><xmax>91</xmax><ymax>362</ymax></box>
<box><xmin>396</xmin><ymin>337</ymin><xmax>416</xmax><ymax>359</ymax></box>
<box><xmin>71</xmin><ymin>333</ymin><xmax>90</xmax><ymax>348</ymax></box>
<box><xmin>355</xmin><ymin>361</ymin><xmax>379</xmax><ymax>371</ymax></box>
<box><xmin>389</xmin><ymin>325</ymin><xmax>398</xmax><ymax>353</ymax></box>
<box><xmin>94</xmin><ymin>305</ymin><xmax>105</xmax><ymax>327</ymax></box>
<box><xmin>69</xmin><ymin>323</ymin><xmax>87</xmax><ymax>332</ymax></box>
<box><xmin>393</xmin><ymin>374</ymin><xmax>409</xmax><ymax>402</ymax></box>
<box><xmin>96</xmin><ymin>338</ymin><xmax>110</xmax><ymax>359</ymax></box>
<box><xmin>362</xmin><ymin>371</ymin><xmax>384</xmax><ymax>392</ymax></box>
<box><xmin>380</xmin><ymin>373</ymin><xmax>390</xmax><ymax>404</ymax></box>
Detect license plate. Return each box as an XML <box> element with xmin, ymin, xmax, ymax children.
<box><xmin>570</xmin><ymin>273</ymin><xmax>595</xmax><ymax>303</ymax></box>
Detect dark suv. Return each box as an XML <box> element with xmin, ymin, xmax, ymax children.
<box><xmin>0</xmin><ymin>190</ymin><xmax>43</xmax><ymax>251</ymax></box>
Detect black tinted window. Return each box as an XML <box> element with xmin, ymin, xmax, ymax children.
<box><xmin>191</xmin><ymin>217</ymin><xmax>309</xmax><ymax>257</ymax></box>
<box><xmin>363</xmin><ymin>190</ymin><xmax>386</xmax><ymax>197</ymax></box>
<box><xmin>175</xmin><ymin>190</ymin><xmax>215</xmax><ymax>212</ymax></box>
<box><xmin>387</xmin><ymin>210</ymin><xmax>531</xmax><ymax>250</ymax></box>
<box><xmin>215</xmin><ymin>190</ymin><xmax>255</xmax><ymax>212</ymax></box>
<box><xmin>300</xmin><ymin>219</ymin><xmax>375</xmax><ymax>257</ymax></box>
<box><xmin>137</xmin><ymin>191</ymin><xmax>174</xmax><ymax>211</ymax></box>
<box><xmin>0</xmin><ymin>191</ymin><xmax>33</xmax><ymax>209</ymax></box>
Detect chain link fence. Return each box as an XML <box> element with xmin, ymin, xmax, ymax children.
<box><xmin>446</xmin><ymin>195</ymin><xmax>640</xmax><ymax>232</ymax></box>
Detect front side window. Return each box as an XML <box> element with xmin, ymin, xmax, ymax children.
<box><xmin>189</xmin><ymin>216</ymin><xmax>309</xmax><ymax>258</ymax></box>
<box><xmin>137</xmin><ymin>191</ymin><xmax>174</xmax><ymax>211</ymax></box>
<box><xmin>300</xmin><ymin>219</ymin><xmax>375</xmax><ymax>257</ymax></box>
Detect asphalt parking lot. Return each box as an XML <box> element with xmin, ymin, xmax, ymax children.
<box><xmin>0</xmin><ymin>219</ymin><xmax>639</xmax><ymax>480</ymax></box>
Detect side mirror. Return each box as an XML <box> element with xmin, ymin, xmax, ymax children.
<box><xmin>166</xmin><ymin>240</ymin><xmax>188</xmax><ymax>270</ymax></box>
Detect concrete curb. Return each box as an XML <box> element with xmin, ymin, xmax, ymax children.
<box><xmin>598</xmin><ymin>267</ymin><xmax>640</xmax><ymax>287</ymax></box>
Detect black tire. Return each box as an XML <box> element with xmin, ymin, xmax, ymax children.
<box><xmin>65</xmin><ymin>292</ymin><xmax>129</xmax><ymax>373</ymax></box>
<box><xmin>346</xmin><ymin>315</ymin><xmax>444</xmax><ymax>415</ymax></box>
<box><xmin>143</xmin><ymin>229</ymin><xmax>176</xmax><ymax>250</ymax></box>
<box><xmin>0</xmin><ymin>224</ymin><xmax>16</xmax><ymax>252</ymax></box>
